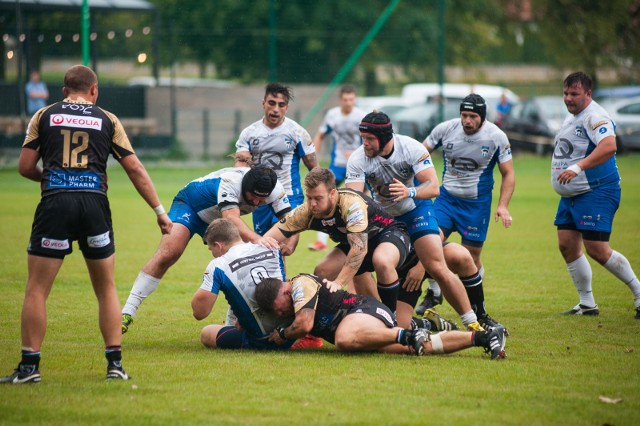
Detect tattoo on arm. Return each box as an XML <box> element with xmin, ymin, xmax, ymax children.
<box><xmin>303</xmin><ymin>153</ymin><xmax>318</xmax><ymax>170</ymax></box>
<box><xmin>346</xmin><ymin>232</ymin><xmax>367</xmax><ymax>270</ymax></box>
<box><xmin>289</xmin><ymin>308</ymin><xmax>315</xmax><ymax>337</ymax></box>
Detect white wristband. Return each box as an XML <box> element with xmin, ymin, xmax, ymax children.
<box><xmin>407</xmin><ymin>187</ymin><xmax>417</xmax><ymax>198</ymax></box>
<box><xmin>153</xmin><ymin>204</ymin><xmax>166</xmax><ymax>216</ymax></box>
<box><xmin>567</xmin><ymin>164</ymin><xmax>583</xmax><ymax>175</ymax></box>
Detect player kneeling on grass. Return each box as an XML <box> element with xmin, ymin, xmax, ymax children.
<box><xmin>255</xmin><ymin>274</ymin><xmax>507</xmax><ymax>359</ymax></box>
<box><xmin>191</xmin><ymin>218</ymin><xmax>295</xmax><ymax>350</ymax></box>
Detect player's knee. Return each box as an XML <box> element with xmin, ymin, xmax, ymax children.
<box><xmin>334</xmin><ymin>333</ymin><xmax>357</xmax><ymax>352</ymax></box>
<box><xmin>200</xmin><ymin>325</ymin><xmax>218</xmax><ymax>349</ymax></box>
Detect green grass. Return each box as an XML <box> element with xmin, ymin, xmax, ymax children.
<box><xmin>1</xmin><ymin>154</ymin><xmax>639</xmax><ymax>425</ymax></box>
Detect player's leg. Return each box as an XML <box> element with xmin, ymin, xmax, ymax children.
<box><xmin>313</xmin><ymin>247</ymin><xmax>347</xmax><ymax>280</ymax></box>
<box><xmin>334</xmin><ymin>313</ymin><xmax>411</xmax><ymax>354</ymax></box>
<box><xmin>422</xmin><ymin>327</ymin><xmax>506</xmax><ymax>359</ymax></box>
<box><xmin>557</xmin><ymin>228</ymin><xmax>598</xmax><ymax>314</ymax></box>
<box><xmin>371</xmin><ymin>241</ymin><xmax>402</xmax><ymax>312</ymax></box>
<box><xmin>122</xmin><ymin>223</ymin><xmax>192</xmax><ymax>329</ymax></box>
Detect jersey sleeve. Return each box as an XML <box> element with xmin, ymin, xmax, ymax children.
<box><xmin>406</xmin><ymin>138</ymin><xmax>434</xmax><ymax>175</ymax></box>
<box><xmin>290</xmin><ymin>275</ymin><xmax>320</xmax><ymax>314</ymax></box>
<box><xmin>585</xmin><ymin>113</ymin><xmax>616</xmax><ymax>145</ymax></box>
<box><xmin>338</xmin><ymin>192</ymin><xmax>368</xmax><ymax>234</ymax></box>
<box><xmin>217</xmin><ymin>172</ymin><xmax>243</xmax><ymax>212</ymax></box>
<box><xmin>22</xmin><ymin>109</ymin><xmax>46</xmax><ymax>150</ymax></box>
<box><xmin>199</xmin><ymin>259</ymin><xmax>222</xmax><ymax>294</ymax></box>
<box><xmin>104</xmin><ymin>111</ymin><xmax>135</xmax><ymax>160</ymax></box>
<box><xmin>296</xmin><ymin>126</ymin><xmax>315</xmax><ymax>156</ymax></box>
<box><xmin>275</xmin><ymin>204</ymin><xmax>312</xmax><ymax>237</ymax></box>
<box><xmin>496</xmin><ymin>131</ymin><xmax>513</xmax><ymax>164</ymax></box>
<box><xmin>267</xmin><ymin>180</ymin><xmax>292</xmax><ymax>217</ymax></box>
<box><xmin>235</xmin><ymin>127</ymin><xmax>251</xmax><ymax>153</ymax></box>
<box><xmin>345</xmin><ymin>149</ymin><xmax>367</xmax><ymax>183</ymax></box>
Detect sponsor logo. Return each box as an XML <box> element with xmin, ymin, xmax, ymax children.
<box><xmin>591</xmin><ymin>120</ymin><xmax>609</xmax><ymax>130</ymax></box>
<box><xmin>553</xmin><ymin>138</ymin><xmax>574</xmax><ymax>160</ymax></box>
<box><xmin>481</xmin><ymin>146</ymin><xmax>490</xmax><ymax>157</ymax></box>
<box><xmin>599</xmin><ymin>127</ymin><xmax>607</xmax><ymax>134</ymax></box>
<box><xmin>180</xmin><ymin>212</ymin><xmax>191</xmax><ymax>222</ymax></box>
<box><xmin>451</xmin><ymin>157</ymin><xmax>479</xmax><ymax>172</ymax></box>
<box><xmin>580</xmin><ymin>221</ymin><xmax>596</xmax><ymax>227</ymax></box>
<box><xmin>321</xmin><ymin>218</ymin><xmax>336</xmax><ymax>226</ymax></box>
<box><xmin>342</xmin><ymin>296</ymin><xmax>357</xmax><ymax>305</ymax></box>
<box><xmin>376</xmin><ymin>307</ymin><xmax>393</xmax><ymax>324</ymax></box>
<box><xmin>251</xmin><ymin>138</ymin><xmax>260</xmax><ymax>146</ymax></box>
<box><xmin>61</xmin><ymin>103</ymin><xmax>93</xmax><ymax>115</ymax></box>
<box><xmin>372</xmin><ymin>213</ymin><xmax>394</xmax><ymax>226</ymax></box>
<box><xmin>87</xmin><ymin>231</ymin><xmax>110</xmax><ymax>248</ymax></box>
<box><xmin>347</xmin><ymin>209</ymin><xmax>365</xmax><ymax>226</ymax></box>
<box><xmin>41</xmin><ymin>237</ymin><xmax>70</xmax><ymax>250</ymax></box>
<box><xmin>50</xmin><ymin>114</ymin><xmax>102</xmax><ymax>130</ymax></box>
<box><xmin>284</xmin><ymin>137</ymin><xmax>296</xmax><ymax>151</ymax></box>
<box><xmin>575</xmin><ymin>126</ymin><xmax>583</xmax><ymax>137</ymax></box>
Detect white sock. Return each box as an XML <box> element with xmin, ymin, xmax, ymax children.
<box><xmin>122</xmin><ymin>271</ymin><xmax>161</xmax><ymax>317</ymax></box>
<box><xmin>603</xmin><ymin>250</ymin><xmax>640</xmax><ymax>307</ymax></box>
<box><xmin>317</xmin><ymin>232</ymin><xmax>329</xmax><ymax>245</ymax></box>
<box><xmin>567</xmin><ymin>255</ymin><xmax>595</xmax><ymax>307</ymax></box>
<box><xmin>428</xmin><ymin>278</ymin><xmax>441</xmax><ymax>297</ymax></box>
<box><xmin>478</xmin><ymin>265</ymin><xmax>485</xmax><ymax>280</ymax></box>
<box><xmin>460</xmin><ymin>310</ymin><xmax>478</xmax><ymax>326</ymax></box>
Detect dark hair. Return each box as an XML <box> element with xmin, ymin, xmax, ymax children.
<box><xmin>359</xmin><ymin>111</ymin><xmax>394</xmax><ymax>148</ymax></box>
<box><xmin>204</xmin><ymin>218</ymin><xmax>240</xmax><ymax>246</ymax></box>
<box><xmin>304</xmin><ymin>167</ymin><xmax>336</xmax><ymax>192</ymax></box>
<box><xmin>254</xmin><ymin>278</ymin><xmax>284</xmax><ymax>313</ymax></box>
<box><xmin>242</xmin><ymin>165</ymin><xmax>278</xmax><ymax>197</ymax></box>
<box><xmin>340</xmin><ymin>84</ymin><xmax>356</xmax><ymax>96</ymax></box>
<box><xmin>264</xmin><ymin>83</ymin><xmax>294</xmax><ymax>103</ymax></box>
<box><xmin>63</xmin><ymin>65</ymin><xmax>97</xmax><ymax>93</ymax></box>
<box><xmin>564</xmin><ymin>72</ymin><xmax>592</xmax><ymax>92</ymax></box>
<box><xmin>460</xmin><ymin>94</ymin><xmax>487</xmax><ymax>124</ymax></box>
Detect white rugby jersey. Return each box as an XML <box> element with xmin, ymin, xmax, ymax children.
<box><xmin>235</xmin><ymin>117</ymin><xmax>314</xmax><ymax>197</ymax></box>
<box><xmin>345</xmin><ymin>134</ymin><xmax>434</xmax><ymax>216</ymax></box>
<box><xmin>200</xmin><ymin>242</ymin><xmax>287</xmax><ymax>338</ymax></box>
<box><xmin>425</xmin><ymin>119</ymin><xmax>512</xmax><ymax>199</ymax></box>
<box><xmin>180</xmin><ymin>167</ymin><xmax>290</xmax><ymax>224</ymax></box>
<box><xmin>551</xmin><ymin>101</ymin><xmax>620</xmax><ymax>197</ymax></box>
<box><xmin>319</xmin><ymin>106</ymin><xmax>366</xmax><ymax>167</ymax></box>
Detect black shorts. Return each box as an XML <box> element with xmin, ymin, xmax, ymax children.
<box><xmin>28</xmin><ymin>192</ymin><xmax>115</xmax><ymax>260</ymax></box>
<box><xmin>337</xmin><ymin>225</ymin><xmax>411</xmax><ymax>276</ymax></box>
<box><xmin>347</xmin><ymin>296</ymin><xmax>396</xmax><ymax>328</ymax></box>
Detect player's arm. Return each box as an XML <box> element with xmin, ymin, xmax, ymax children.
<box><xmin>18</xmin><ymin>147</ymin><xmax>42</xmax><ymax>182</ymax></box>
<box><xmin>331</xmin><ymin>232</ymin><xmax>368</xmax><ymax>287</ymax></box>
<box><xmin>221</xmin><ymin>207</ymin><xmax>261</xmax><ymax>243</ymax></box>
<box><xmin>389</xmin><ymin>167</ymin><xmax>440</xmax><ymax>202</ymax></box>
<box><xmin>301</xmin><ymin>152</ymin><xmax>318</xmax><ymax>171</ymax></box>
<box><xmin>191</xmin><ymin>289</ymin><xmax>218</xmax><ymax>320</ymax></box>
<box><xmin>119</xmin><ymin>154</ymin><xmax>172</xmax><ymax>235</ymax></box>
<box><xmin>233</xmin><ymin>151</ymin><xmax>253</xmax><ymax>167</ymax></box>
<box><xmin>557</xmin><ymin>135</ymin><xmax>617</xmax><ymax>184</ymax></box>
<box><xmin>282</xmin><ymin>307</ymin><xmax>315</xmax><ymax>340</ymax></box>
<box><xmin>495</xmin><ymin>159</ymin><xmax>515</xmax><ymax>227</ymax></box>
<box><xmin>345</xmin><ymin>181</ymin><xmax>365</xmax><ymax>192</ymax></box>
<box><xmin>312</xmin><ymin>131</ymin><xmax>327</xmax><ymax>155</ymax></box>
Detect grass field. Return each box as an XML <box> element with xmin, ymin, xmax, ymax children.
<box><xmin>0</xmin><ymin>154</ymin><xmax>639</xmax><ymax>425</ymax></box>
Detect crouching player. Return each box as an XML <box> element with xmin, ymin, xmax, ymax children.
<box><xmin>255</xmin><ymin>274</ymin><xmax>507</xmax><ymax>359</ymax></box>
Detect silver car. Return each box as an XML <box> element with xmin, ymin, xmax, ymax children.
<box><xmin>598</xmin><ymin>96</ymin><xmax>640</xmax><ymax>152</ymax></box>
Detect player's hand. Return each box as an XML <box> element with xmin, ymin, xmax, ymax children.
<box><xmin>268</xmin><ymin>328</ymin><xmax>286</xmax><ymax>345</ymax></box>
<box><xmin>157</xmin><ymin>213</ymin><xmax>173</xmax><ymax>235</ymax></box>
<box><xmin>557</xmin><ymin>169</ymin><xmax>578</xmax><ymax>185</ymax></box>
<box><xmin>402</xmin><ymin>262</ymin><xmax>425</xmax><ymax>292</ymax></box>
<box><xmin>257</xmin><ymin>236</ymin><xmax>280</xmax><ymax>250</ymax></box>
<box><xmin>495</xmin><ymin>207</ymin><xmax>513</xmax><ymax>229</ymax></box>
<box><xmin>389</xmin><ymin>178</ymin><xmax>410</xmax><ymax>202</ymax></box>
<box><xmin>322</xmin><ymin>279</ymin><xmax>342</xmax><ymax>293</ymax></box>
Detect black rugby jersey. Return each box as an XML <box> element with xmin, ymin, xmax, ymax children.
<box><xmin>23</xmin><ymin>98</ymin><xmax>135</xmax><ymax>196</ymax></box>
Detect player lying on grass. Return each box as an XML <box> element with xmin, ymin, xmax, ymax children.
<box><xmin>254</xmin><ymin>274</ymin><xmax>507</xmax><ymax>359</ymax></box>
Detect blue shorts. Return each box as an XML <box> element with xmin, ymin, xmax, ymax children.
<box><xmin>433</xmin><ymin>188</ymin><xmax>491</xmax><ymax>246</ymax></box>
<box><xmin>395</xmin><ymin>198</ymin><xmax>440</xmax><ymax>243</ymax></box>
<box><xmin>168</xmin><ymin>192</ymin><xmax>208</xmax><ymax>238</ymax></box>
<box><xmin>329</xmin><ymin>164</ymin><xmax>347</xmax><ymax>185</ymax></box>
<box><xmin>215</xmin><ymin>326</ymin><xmax>294</xmax><ymax>350</ymax></box>
<box><xmin>252</xmin><ymin>194</ymin><xmax>304</xmax><ymax>236</ymax></box>
<box><xmin>554</xmin><ymin>186</ymin><xmax>620</xmax><ymax>234</ymax></box>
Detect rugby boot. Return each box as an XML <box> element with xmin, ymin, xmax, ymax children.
<box><xmin>121</xmin><ymin>314</ymin><xmax>134</xmax><ymax>333</ymax></box>
<box><xmin>475</xmin><ymin>326</ymin><xmax>507</xmax><ymax>360</ymax></box>
<box><xmin>291</xmin><ymin>334</ymin><xmax>323</xmax><ymax>350</ymax></box>
<box><xmin>423</xmin><ymin>309</ymin><xmax>458</xmax><ymax>331</ymax></box>
<box><xmin>478</xmin><ymin>313</ymin><xmax>509</xmax><ymax>336</ymax></box>
<box><xmin>0</xmin><ymin>363</ymin><xmax>41</xmax><ymax>384</ymax></box>
<box><xmin>415</xmin><ymin>289</ymin><xmax>443</xmax><ymax>316</ymax></box>
<box><xmin>562</xmin><ymin>304</ymin><xmax>599</xmax><ymax>316</ymax></box>
<box><xmin>106</xmin><ymin>360</ymin><xmax>130</xmax><ymax>380</ymax></box>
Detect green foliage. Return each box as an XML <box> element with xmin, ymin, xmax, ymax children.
<box><xmin>0</xmin><ymin>155</ymin><xmax>639</xmax><ymax>424</ymax></box>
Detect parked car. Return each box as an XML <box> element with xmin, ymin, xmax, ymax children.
<box><xmin>594</xmin><ymin>86</ymin><xmax>640</xmax><ymax>103</ymax></box>
<box><xmin>599</xmin><ymin>96</ymin><xmax>640</xmax><ymax>152</ymax></box>
<box><xmin>393</xmin><ymin>101</ymin><xmax>461</xmax><ymax>141</ymax></box>
<box><xmin>501</xmin><ymin>96</ymin><xmax>568</xmax><ymax>154</ymax></box>
<box><xmin>356</xmin><ymin>96</ymin><xmax>411</xmax><ymax>121</ymax></box>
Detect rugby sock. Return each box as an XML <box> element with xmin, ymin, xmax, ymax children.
<box><xmin>460</xmin><ymin>310</ymin><xmax>478</xmax><ymax>326</ymax></box>
<box><xmin>461</xmin><ymin>271</ymin><xmax>487</xmax><ymax>317</ymax></box>
<box><xmin>105</xmin><ymin>346</ymin><xmax>122</xmax><ymax>363</ymax></box>
<box><xmin>567</xmin><ymin>255</ymin><xmax>596</xmax><ymax>307</ymax></box>
<box><xmin>396</xmin><ymin>329</ymin><xmax>413</xmax><ymax>346</ymax></box>
<box><xmin>377</xmin><ymin>280</ymin><xmax>400</xmax><ymax>313</ymax></box>
<box><xmin>21</xmin><ymin>350</ymin><xmax>40</xmax><ymax>369</ymax></box>
<box><xmin>428</xmin><ymin>278</ymin><xmax>442</xmax><ymax>297</ymax></box>
<box><xmin>317</xmin><ymin>232</ymin><xmax>329</xmax><ymax>245</ymax></box>
<box><xmin>603</xmin><ymin>250</ymin><xmax>640</xmax><ymax>304</ymax></box>
<box><xmin>478</xmin><ymin>265</ymin><xmax>485</xmax><ymax>280</ymax></box>
<box><xmin>123</xmin><ymin>271</ymin><xmax>161</xmax><ymax>317</ymax></box>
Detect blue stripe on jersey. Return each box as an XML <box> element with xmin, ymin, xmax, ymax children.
<box><xmin>584</xmin><ymin>137</ymin><xmax>620</xmax><ymax>190</ymax></box>
<box><xmin>182</xmin><ymin>177</ymin><xmax>222</xmax><ymax>213</ymax></box>
<box><xmin>477</xmin><ymin>150</ymin><xmax>498</xmax><ymax>199</ymax></box>
<box><xmin>290</xmin><ymin>143</ymin><xmax>305</xmax><ymax>196</ymax></box>
<box><xmin>277</xmin><ymin>250</ymin><xmax>286</xmax><ymax>280</ymax></box>
<box><xmin>213</xmin><ymin>267</ymin><xmax>267</xmax><ymax>338</ymax></box>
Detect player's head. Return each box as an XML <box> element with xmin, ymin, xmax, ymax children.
<box><xmin>63</xmin><ymin>65</ymin><xmax>98</xmax><ymax>101</ymax></box>
<box><xmin>242</xmin><ymin>165</ymin><xmax>278</xmax><ymax>206</ymax></box>
<box><xmin>359</xmin><ymin>111</ymin><xmax>394</xmax><ymax>158</ymax></box>
<box><xmin>304</xmin><ymin>168</ymin><xmax>337</xmax><ymax>219</ymax></box>
<box><xmin>255</xmin><ymin>278</ymin><xmax>293</xmax><ymax>317</ymax></box>
<box><xmin>339</xmin><ymin>84</ymin><xmax>357</xmax><ymax>113</ymax></box>
<box><xmin>563</xmin><ymin>72</ymin><xmax>592</xmax><ymax>115</ymax></box>
<box><xmin>459</xmin><ymin>94</ymin><xmax>486</xmax><ymax>135</ymax></box>
<box><xmin>263</xmin><ymin>83</ymin><xmax>293</xmax><ymax>128</ymax></box>
<box><xmin>204</xmin><ymin>218</ymin><xmax>241</xmax><ymax>257</ymax></box>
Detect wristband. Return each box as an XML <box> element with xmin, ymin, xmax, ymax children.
<box><xmin>153</xmin><ymin>204</ymin><xmax>166</xmax><ymax>216</ymax></box>
<box><xmin>407</xmin><ymin>187</ymin><xmax>417</xmax><ymax>199</ymax></box>
<box><xmin>567</xmin><ymin>164</ymin><xmax>583</xmax><ymax>175</ymax></box>
<box><xmin>276</xmin><ymin>326</ymin><xmax>287</xmax><ymax>340</ymax></box>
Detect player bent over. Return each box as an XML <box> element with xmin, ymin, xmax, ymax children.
<box><xmin>255</xmin><ymin>275</ymin><xmax>506</xmax><ymax>359</ymax></box>
<box><xmin>191</xmin><ymin>219</ymin><xmax>295</xmax><ymax>350</ymax></box>
<box><xmin>122</xmin><ymin>166</ymin><xmax>291</xmax><ymax>333</ymax></box>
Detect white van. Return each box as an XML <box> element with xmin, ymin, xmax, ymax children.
<box><xmin>400</xmin><ymin>83</ymin><xmax>519</xmax><ymax>122</ymax></box>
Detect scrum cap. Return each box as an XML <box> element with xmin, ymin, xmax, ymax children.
<box><xmin>460</xmin><ymin>94</ymin><xmax>487</xmax><ymax>124</ymax></box>
<box><xmin>242</xmin><ymin>165</ymin><xmax>278</xmax><ymax>197</ymax></box>
<box><xmin>359</xmin><ymin>111</ymin><xmax>394</xmax><ymax>148</ymax></box>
